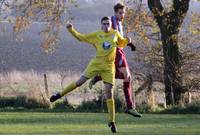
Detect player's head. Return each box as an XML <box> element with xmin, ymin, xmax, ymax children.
<box><xmin>114</xmin><ymin>3</ymin><xmax>126</xmax><ymax>21</ymax></box>
<box><xmin>101</xmin><ymin>16</ymin><xmax>112</xmax><ymax>33</ymax></box>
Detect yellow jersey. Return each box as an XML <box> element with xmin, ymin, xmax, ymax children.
<box><xmin>68</xmin><ymin>27</ymin><xmax>128</xmax><ymax>64</ymax></box>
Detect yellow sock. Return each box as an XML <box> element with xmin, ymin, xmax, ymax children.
<box><xmin>61</xmin><ymin>82</ymin><xmax>77</xmax><ymax>96</ymax></box>
<box><xmin>106</xmin><ymin>98</ymin><xmax>115</xmax><ymax>123</ymax></box>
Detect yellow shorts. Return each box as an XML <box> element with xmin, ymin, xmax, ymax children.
<box><xmin>83</xmin><ymin>59</ymin><xmax>115</xmax><ymax>85</ymax></box>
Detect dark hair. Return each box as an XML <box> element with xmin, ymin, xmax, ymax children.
<box><xmin>114</xmin><ymin>3</ymin><xmax>125</xmax><ymax>13</ymax></box>
<box><xmin>101</xmin><ymin>16</ymin><xmax>110</xmax><ymax>23</ymax></box>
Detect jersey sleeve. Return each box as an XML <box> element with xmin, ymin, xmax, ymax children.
<box><xmin>68</xmin><ymin>27</ymin><xmax>96</xmax><ymax>44</ymax></box>
<box><xmin>116</xmin><ymin>31</ymin><xmax>129</xmax><ymax>48</ymax></box>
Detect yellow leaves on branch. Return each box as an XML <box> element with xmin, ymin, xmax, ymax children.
<box><xmin>40</xmin><ymin>23</ymin><xmax>59</xmax><ymax>53</ymax></box>
<box><xmin>13</xmin><ymin>16</ymin><xmax>30</xmax><ymax>33</ymax></box>
<box><xmin>189</xmin><ymin>13</ymin><xmax>200</xmax><ymax>35</ymax></box>
<box><xmin>9</xmin><ymin>0</ymin><xmax>74</xmax><ymax>53</ymax></box>
<box><xmin>125</xmin><ymin>8</ymin><xmax>158</xmax><ymax>46</ymax></box>
<box><xmin>169</xmin><ymin>34</ymin><xmax>177</xmax><ymax>42</ymax></box>
<box><xmin>41</xmin><ymin>34</ymin><xmax>58</xmax><ymax>53</ymax></box>
<box><xmin>190</xmin><ymin>25</ymin><xmax>200</xmax><ymax>35</ymax></box>
<box><xmin>152</xmin><ymin>8</ymin><xmax>165</xmax><ymax>17</ymax></box>
<box><xmin>27</xmin><ymin>10</ymin><xmax>34</xmax><ymax>18</ymax></box>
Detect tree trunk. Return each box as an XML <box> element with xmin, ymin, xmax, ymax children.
<box><xmin>147</xmin><ymin>0</ymin><xmax>189</xmax><ymax>105</ymax></box>
<box><xmin>162</xmin><ymin>33</ymin><xmax>183</xmax><ymax>105</ymax></box>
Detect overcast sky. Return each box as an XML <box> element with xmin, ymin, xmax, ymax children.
<box><xmin>82</xmin><ymin>0</ymin><xmax>200</xmax><ymax>13</ymax></box>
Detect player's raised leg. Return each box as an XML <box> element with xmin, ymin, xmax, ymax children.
<box><xmin>50</xmin><ymin>76</ymin><xmax>88</xmax><ymax>102</ymax></box>
<box><xmin>118</xmin><ymin>67</ymin><xmax>142</xmax><ymax>118</ymax></box>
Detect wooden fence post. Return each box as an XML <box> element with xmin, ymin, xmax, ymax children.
<box><xmin>44</xmin><ymin>74</ymin><xmax>49</xmax><ymax>97</ymax></box>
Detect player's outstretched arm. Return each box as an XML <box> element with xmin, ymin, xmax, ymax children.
<box><xmin>66</xmin><ymin>23</ymin><xmax>96</xmax><ymax>45</ymax></box>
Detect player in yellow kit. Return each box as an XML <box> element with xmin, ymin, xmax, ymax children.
<box><xmin>50</xmin><ymin>16</ymin><xmax>131</xmax><ymax>133</ymax></box>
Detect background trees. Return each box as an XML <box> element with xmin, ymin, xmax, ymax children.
<box><xmin>0</xmin><ymin>0</ymin><xmax>76</xmax><ymax>52</ymax></box>
<box><xmin>0</xmin><ymin>0</ymin><xmax>199</xmax><ymax>106</ymax></box>
<box><xmin>124</xmin><ymin>0</ymin><xmax>199</xmax><ymax>105</ymax></box>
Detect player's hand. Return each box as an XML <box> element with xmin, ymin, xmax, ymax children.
<box><xmin>127</xmin><ymin>42</ymin><xmax>136</xmax><ymax>51</ymax></box>
<box><xmin>66</xmin><ymin>23</ymin><xmax>73</xmax><ymax>29</ymax></box>
<box><xmin>125</xmin><ymin>36</ymin><xmax>131</xmax><ymax>43</ymax></box>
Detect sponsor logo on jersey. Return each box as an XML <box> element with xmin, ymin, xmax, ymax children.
<box><xmin>102</xmin><ymin>41</ymin><xmax>111</xmax><ymax>50</ymax></box>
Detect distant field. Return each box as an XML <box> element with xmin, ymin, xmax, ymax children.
<box><xmin>0</xmin><ymin>112</ymin><xmax>200</xmax><ymax>135</ymax></box>
<box><xmin>0</xmin><ymin>22</ymin><xmax>136</xmax><ymax>73</ymax></box>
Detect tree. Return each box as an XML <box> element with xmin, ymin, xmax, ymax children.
<box><xmin>0</xmin><ymin>0</ymin><xmax>76</xmax><ymax>53</ymax></box>
<box><xmin>124</xmin><ymin>0</ymin><xmax>199</xmax><ymax>106</ymax></box>
<box><xmin>147</xmin><ymin>0</ymin><xmax>190</xmax><ymax>105</ymax></box>
<box><xmin>1</xmin><ymin>0</ymin><xmax>199</xmax><ymax>106</ymax></box>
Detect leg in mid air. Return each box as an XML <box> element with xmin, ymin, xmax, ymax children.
<box><xmin>50</xmin><ymin>76</ymin><xmax>88</xmax><ymax>102</ymax></box>
<box><xmin>115</xmin><ymin>48</ymin><xmax>142</xmax><ymax>118</ymax></box>
<box><xmin>118</xmin><ymin>66</ymin><xmax>142</xmax><ymax>118</ymax></box>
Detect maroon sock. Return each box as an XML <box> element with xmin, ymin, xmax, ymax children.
<box><xmin>123</xmin><ymin>81</ymin><xmax>134</xmax><ymax>109</ymax></box>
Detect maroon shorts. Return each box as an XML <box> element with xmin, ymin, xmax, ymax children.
<box><xmin>115</xmin><ymin>48</ymin><xmax>130</xmax><ymax>79</ymax></box>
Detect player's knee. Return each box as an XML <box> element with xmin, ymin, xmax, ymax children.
<box><xmin>76</xmin><ymin>82</ymin><xmax>83</xmax><ymax>87</ymax></box>
<box><xmin>76</xmin><ymin>76</ymin><xmax>88</xmax><ymax>87</ymax></box>
<box><xmin>76</xmin><ymin>79</ymin><xmax>85</xmax><ymax>87</ymax></box>
<box><xmin>124</xmin><ymin>75</ymin><xmax>131</xmax><ymax>82</ymax></box>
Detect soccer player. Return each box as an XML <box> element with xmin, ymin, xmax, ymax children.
<box><xmin>89</xmin><ymin>3</ymin><xmax>142</xmax><ymax>118</ymax></box>
<box><xmin>50</xmin><ymin>16</ymin><xmax>131</xmax><ymax>133</ymax></box>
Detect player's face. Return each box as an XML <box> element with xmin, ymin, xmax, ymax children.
<box><xmin>115</xmin><ymin>8</ymin><xmax>125</xmax><ymax>21</ymax></box>
<box><xmin>101</xmin><ymin>20</ymin><xmax>111</xmax><ymax>33</ymax></box>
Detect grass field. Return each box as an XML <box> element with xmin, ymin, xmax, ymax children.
<box><xmin>0</xmin><ymin>112</ymin><xmax>200</xmax><ymax>135</ymax></box>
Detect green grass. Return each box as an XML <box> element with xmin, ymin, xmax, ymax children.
<box><xmin>0</xmin><ymin>112</ymin><xmax>200</xmax><ymax>135</ymax></box>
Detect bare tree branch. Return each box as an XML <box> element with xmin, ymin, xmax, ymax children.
<box><xmin>148</xmin><ymin>0</ymin><xmax>164</xmax><ymax>18</ymax></box>
<box><xmin>173</xmin><ymin>0</ymin><xmax>190</xmax><ymax>14</ymax></box>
